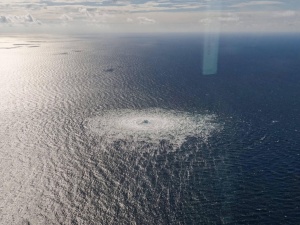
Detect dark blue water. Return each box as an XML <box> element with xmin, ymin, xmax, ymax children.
<box><xmin>122</xmin><ymin>34</ymin><xmax>300</xmax><ymax>224</ymax></box>
<box><xmin>1</xmin><ymin>33</ymin><xmax>299</xmax><ymax>224</ymax></box>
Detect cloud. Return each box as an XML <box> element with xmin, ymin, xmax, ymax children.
<box><xmin>231</xmin><ymin>1</ymin><xmax>283</xmax><ymax>8</ymax></box>
<box><xmin>199</xmin><ymin>18</ymin><xmax>213</xmax><ymax>25</ymax></box>
<box><xmin>59</xmin><ymin>14</ymin><xmax>73</xmax><ymax>22</ymax></box>
<box><xmin>126</xmin><ymin>17</ymin><xmax>133</xmax><ymax>23</ymax></box>
<box><xmin>219</xmin><ymin>13</ymin><xmax>239</xmax><ymax>22</ymax></box>
<box><xmin>0</xmin><ymin>0</ymin><xmax>299</xmax><ymax>33</ymax></box>
<box><xmin>137</xmin><ymin>16</ymin><xmax>156</xmax><ymax>24</ymax></box>
<box><xmin>0</xmin><ymin>14</ymin><xmax>42</xmax><ymax>25</ymax></box>
<box><xmin>78</xmin><ymin>8</ymin><xmax>94</xmax><ymax>18</ymax></box>
<box><xmin>199</xmin><ymin>13</ymin><xmax>239</xmax><ymax>24</ymax></box>
<box><xmin>273</xmin><ymin>10</ymin><xmax>296</xmax><ymax>17</ymax></box>
<box><xmin>0</xmin><ymin>16</ymin><xmax>9</xmax><ymax>23</ymax></box>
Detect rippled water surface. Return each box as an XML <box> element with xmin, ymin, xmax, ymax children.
<box><xmin>1</xmin><ymin>34</ymin><xmax>300</xmax><ymax>224</ymax></box>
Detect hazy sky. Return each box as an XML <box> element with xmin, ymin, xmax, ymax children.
<box><xmin>1</xmin><ymin>0</ymin><xmax>300</xmax><ymax>33</ymax></box>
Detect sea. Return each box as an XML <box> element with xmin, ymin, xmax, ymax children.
<box><xmin>0</xmin><ymin>33</ymin><xmax>299</xmax><ymax>224</ymax></box>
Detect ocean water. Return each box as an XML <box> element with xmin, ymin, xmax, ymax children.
<box><xmin>0</xmin><ymin>33</ymin><xmax>299</xmax><ymax>224</ymax></box>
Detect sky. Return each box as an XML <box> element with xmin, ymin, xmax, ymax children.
<box><xmin>1</xmin><ymin>0</ymin><xmax>300</xmax><ymax>33</ymax></box>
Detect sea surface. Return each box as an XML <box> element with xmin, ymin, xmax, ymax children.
<box><xmin>0</xmin><ymin>33</ymin><xmax>300</xmax><ymax>224</ymax></box>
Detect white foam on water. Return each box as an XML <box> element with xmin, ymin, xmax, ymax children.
<box><xmin>86</xmin><ymin>108</ymin><xmax>222</xmax><ymax>146</ymax></box>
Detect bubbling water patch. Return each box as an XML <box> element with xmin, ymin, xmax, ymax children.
<box><xmin>86</xmin><ymin>108</ymin><xmax>222</xmax><ymax>146</ymax></box>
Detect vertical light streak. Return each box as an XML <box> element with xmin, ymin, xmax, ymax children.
<box><xmin>202</xmin><ymin>0</ymin><xmax>221</xmax><ymax>75</ymax></box>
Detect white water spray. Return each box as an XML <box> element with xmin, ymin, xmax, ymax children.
<box><xmin>86</xmin><ymin>108</ymin><xmax>222</xmax><ymax>146</ymax></box>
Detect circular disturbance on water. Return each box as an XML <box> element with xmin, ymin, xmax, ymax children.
<box><xmin>86</xmin><ymin>108</ymin><xmax>222</xmax><ymax>146</ymax></box>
